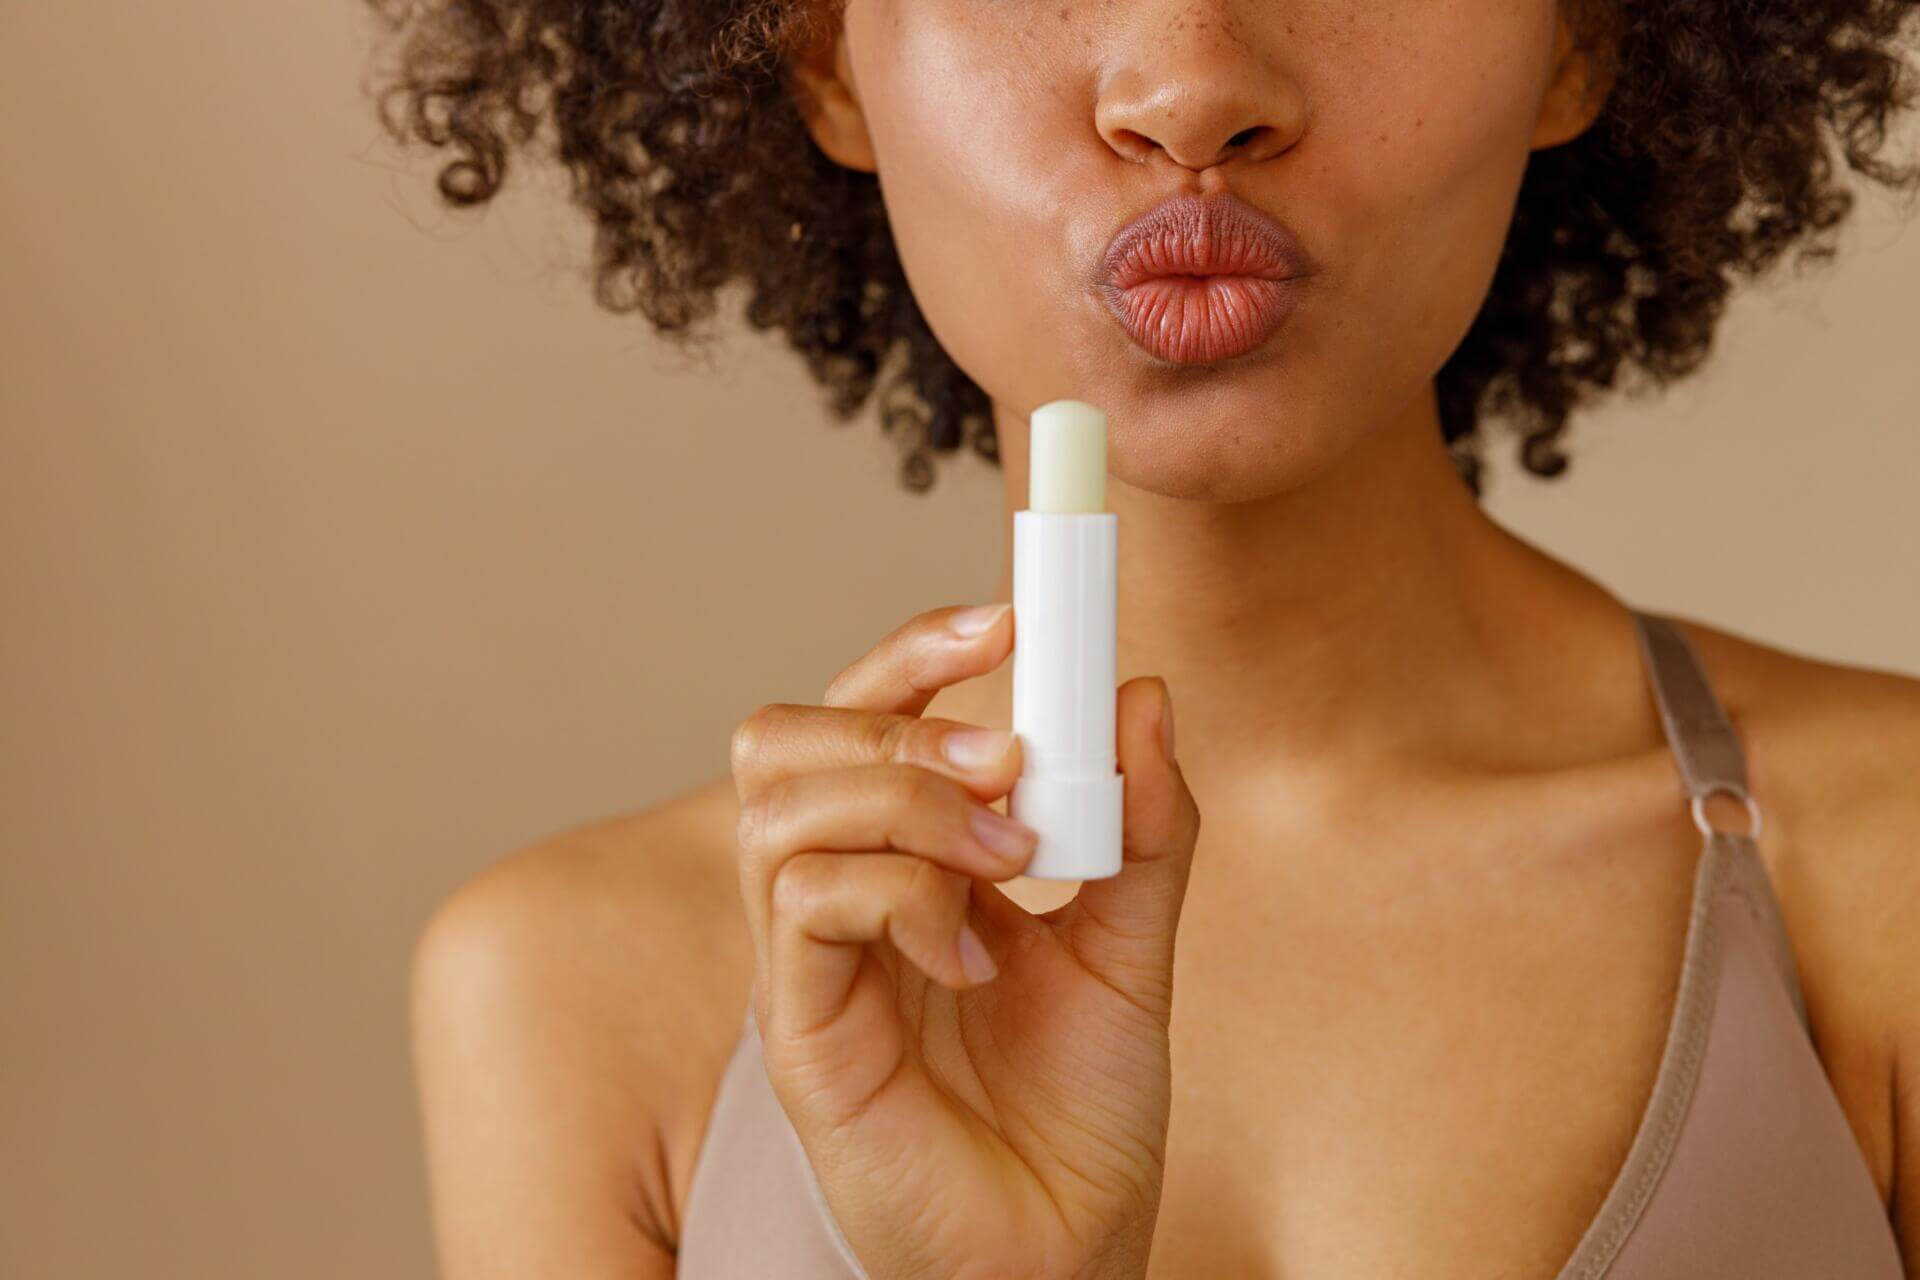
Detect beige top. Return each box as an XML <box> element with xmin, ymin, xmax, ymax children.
<box><xmin>673</xmin><ymin>609</ymin><xmax>1904</xmax><ymax>1277</ymax></box>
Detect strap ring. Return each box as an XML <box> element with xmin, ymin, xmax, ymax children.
<box><xmin>1690</xmin><ymin>784</ymin><xmax>1763</xmax><ymax>841</ymax></box>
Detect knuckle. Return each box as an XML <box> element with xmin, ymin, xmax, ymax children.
<box><xmin>769</xmin><ymin>851</ymin><xmax>833</xmax><ymax>921</ymax></box>
<box><xmin>858</xmin><ymin>712</ymin><xmax>914</xmax><ymax>762</ymax></box>
<box><xmin>735</xmin><ymin>779</ymin><xmax>789</xmax><ymax>857</ymax></box>
<box><xmin>729</xmin><ymin>702</ymin><xmax>785</xmax><ymax>774</ymax></box>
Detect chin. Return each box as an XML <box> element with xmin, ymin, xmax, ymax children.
<box><xmin>1105</xmin><ymin>396</ymin><xmax>1349</xmax><ymax>505</ymax></box>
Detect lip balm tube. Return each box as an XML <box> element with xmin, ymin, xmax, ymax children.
<box><xmin>1009</xmin><ymin>399</ymin><xmax>1125</xmax><ymax>880</ymax></box>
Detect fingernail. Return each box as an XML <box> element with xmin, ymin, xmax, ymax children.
<box><xmin>949</xmin><ymin>602</ymin><xmax>1010</xmax><ymax>637</ymax></box>
<box><xmin>943</xmin><ymin>727</ymin><xmax>1013</xmax><ymax>770</ymax></box>
<box><xmin>1158</xmin><ymin>683</ymin><xmax>1176</xmax><ymax>762</ymax></box>
<box><xmin>957</xmin><ymin>922</ymin><xmax>998</xmax><ymax>982</ymax></box>
<box><xmin>970</xmin><ymin>806</ymin><xmax>1038</xmax><ymax>862</ymax></box>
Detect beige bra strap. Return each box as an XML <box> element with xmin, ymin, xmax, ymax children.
<box><xmin>1631</xmin><ymin>609</ymin><xmax>1763</xmax><ymax>839</ymax></box>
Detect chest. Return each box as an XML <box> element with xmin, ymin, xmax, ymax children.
<box><xmin>1089</xmin><ymin>820</ymin><xmax>1702</xmax><ymax>1279</ymax></box>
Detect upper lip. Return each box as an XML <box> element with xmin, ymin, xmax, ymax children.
<box><xmin>1100</xmin><ymin>190</ymin><xmax>1315</xmax><ymax>292</ymax></box>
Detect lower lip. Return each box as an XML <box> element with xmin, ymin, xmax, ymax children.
<box><xmin>1104</xmin><ymin>274</ymin><xmax>1304</xmax><ymax>365</ymax></box>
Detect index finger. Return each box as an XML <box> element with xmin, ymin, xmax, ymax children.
<box><xmin>821</xmin><ymin>601</ymin><xmax>1013</xmax><ymax>715</ymax></box>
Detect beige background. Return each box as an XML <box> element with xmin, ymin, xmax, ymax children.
<box><xmin>1</xmin><ymin>4</ymin><xmax>1915</xmax><ymax>1278</ymax></box>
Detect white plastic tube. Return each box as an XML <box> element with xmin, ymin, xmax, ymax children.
<box><xmin>1009</xmin><ymin>400</ymin><xmax>1124</xmax><ymax>880</ymax></box>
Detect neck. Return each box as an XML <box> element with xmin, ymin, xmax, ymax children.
<box><xmin>971</xmin><ymin>386</ymin><xmax>1619</xmax><ymax>790</ymax></box>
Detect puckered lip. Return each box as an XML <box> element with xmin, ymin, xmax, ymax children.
<box><xmin>1099</xmin><ymin>190</ymin><xmax>1316</xmax><ymax>293</ymax></box>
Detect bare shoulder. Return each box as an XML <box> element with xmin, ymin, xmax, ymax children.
<box><xmin>409</xmin><ymin>773</ymin><xmax>749</xmax><ymax>1273</ymax></box>
<box><xmin>1669</xmin><ymin>614</ymin><xmax>1920</xmax><ymax>962</ymax></box>
<box><xmin>1669</xmin><ymin>614</ymin><xmax>1920</xmax><ymax>828</ymax></box>
<box><xmin>1668</xmin><ymin>614</ymin><xmax>1920</xmax><ymax>1191</ymax></box>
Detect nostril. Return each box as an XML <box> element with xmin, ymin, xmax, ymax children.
<box><xmin>1112</xmin><ymin>129</ymin><xmax>1162</xmax><ymax>164</ymax></box>
<box><xmin>1227</xmin><ymin>126</ymin><xmax>1261</xmax><ymax>149</ymax></box>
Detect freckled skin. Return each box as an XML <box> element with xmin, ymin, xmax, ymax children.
<box><xmin>796</xmin><ymin>0</ymin><xmax>1601</xmax><ymax>502</ymax></box>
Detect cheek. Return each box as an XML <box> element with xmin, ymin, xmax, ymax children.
<box><xmin>1304</xmin><ymin>6</ymin><xmax>1556</xmax><ymax>362</ymax></box>
<box><xmin>845</xmin><ymin>1</ymin><xmax>1093</xmax><ymax>401</ymax></box>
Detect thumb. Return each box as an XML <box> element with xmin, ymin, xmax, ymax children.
<box><xmin>1059</xmin><ymin>675</ymin><xmax>1200</xmax><ymax>1020</ymax></box>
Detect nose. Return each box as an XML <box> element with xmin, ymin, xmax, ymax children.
<box><xmin>1093</xmin><ymin>2</ymin><xmax>1309</xmax><ymax>173</ymax></box>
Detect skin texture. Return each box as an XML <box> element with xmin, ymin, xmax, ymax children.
<box><xmin>405</xmin><ymin>2</ymin><xmax>1920</xmax><ymax>1277</ymax></box>
<box><xmin>794</xmin><ymin>0</ymin><xmax>1604</xmax><ymax>504</ymax></box>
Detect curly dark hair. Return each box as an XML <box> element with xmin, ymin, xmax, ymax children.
<box><xmin>361</xmin><ymin>0</ymin><xmax>1920</xmax><ymax>496</ymax></box>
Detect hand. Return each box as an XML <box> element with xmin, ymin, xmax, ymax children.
<box><xmin>730</xmin><ymin>600</ymin><xmax>1201</xmax><ymax>1280</ymax></box>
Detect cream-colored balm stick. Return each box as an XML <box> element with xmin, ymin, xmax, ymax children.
<box><xmin>1009</xmin><ymin>400</ymin><xmax>1124</xmax><ymax>879</ymax></box>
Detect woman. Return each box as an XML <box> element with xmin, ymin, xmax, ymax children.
<box><xmin>366</xmin><ymin>0</ymin><xmax>1920</xmax><ymax>1275</ymax></box>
